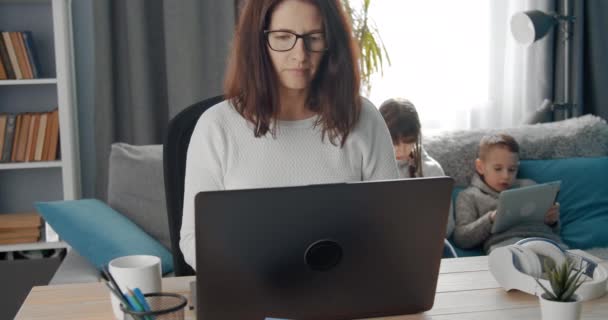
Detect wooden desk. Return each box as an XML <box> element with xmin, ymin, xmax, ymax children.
<box><xmin>15</xmin><ymin>256</ymin><xmax>608</xmax><ymax>319</ymax></box>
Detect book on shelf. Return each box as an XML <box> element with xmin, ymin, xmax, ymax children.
<box><xmin>10</xmin><ymin>32</ymin><xmax>31</xmax><ymax>79</ymax></box>
<box><xmin>0</xmin><ymin>51</ymin><xmax>6</xmax><ymax>80</ymax></box>
<box><xmin>0</xmin><ymin>237</ymin><xmax>40</xmax><ymax>245</ymax></box>
<box><xmin>0</xmin><ymin>31</ymin><xmax>15</xmax><ymax>79</ymax></box>
<box><xmin>0</xmin><ymin>227</ymin><xmax>40</xmax><ymax>241</ymax></box>
<box><xmin>0</xmin><ymin>31</ymin><xmax>39</xmax><ymax>80</ymax></box>
<box><xmin>34</xmin><ymin>112</ymin><xmax>47</xmax><ymax>161</ymax></box>
<box><xmin>46</xmin><ymin>109</ymin><xmax>59</xmax><ymax>161</ymax></box>
<box><xmin>0</xmin><ymin>212</ymin><xmax>42</xmax><ymax>229</ymax></box>
<box><xmin>22</xmin><ymin>31</ymin><xmax>39</xmax><ymax>78</ymax></box>
<box><xmin>10</xmin><ymin>113</ymin><xmax>21</xmax><ymax>162</ymax></box>
<box><xmin>15</xmin><ymin>112</ymin><xmax>30</xmax><ymax>162</ymax></box>
<box><xmin>0</xmin><ymin>212</ymin><xmax>44</xmax><ymax>247</ymax></box>
<box><xmin>25</xmin><ymin>112</ymin><xmax>39</xmax><ymax>161</ymax></box>
<box><xmin>0</xmin><ymin>212</ymin><xmax>43</xmax><ymax>245</ymax></box>
<box><xmin>0</xmin><ymin>114</ymin><xmax>6</xmax><ymax>155</ymax></box>
<box><xmin>1</xmin><ymin>113</ymin><xmax>16</xmax><ymax>162</ymax></box>
<box><xmin>1</xmin><ymin>31</ymin><xmax>22</xmax><ymax>79</ymax></box>
<box><xmin>0</xmin><ymin>109</ymin><xmax>59</xmax><ymax>163</ymax></box>
<box><xmin>2</xmin><ymin>235</ymin><xmax>40</xmax><ymax>245</ymax></box>
<box><xmin>18</xmin><ymin>33</ymin><xmax>33</xmax><ymax>79</ymax></box>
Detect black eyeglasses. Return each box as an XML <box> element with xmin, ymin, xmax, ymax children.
<box><xmin>264</xmin><ymin>30</ymin><xmax>328</xmax><ymax>52</ymax></box>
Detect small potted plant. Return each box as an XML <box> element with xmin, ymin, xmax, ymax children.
<box><xmin>536</xmin><ymin>260</ymin><xmax>585</xmax><ymax>320</ymax></box>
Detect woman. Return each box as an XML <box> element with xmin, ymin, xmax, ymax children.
<box><xmin>180</xmin><ymin>0</ymin><xmax>399</xmax><ymax>269</ymax></box>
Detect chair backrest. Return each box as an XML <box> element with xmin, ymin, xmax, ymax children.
<box><xmin>163</xmin><ymin>95</ymin><xmax>225</xmax><ymax>276</ymax></box>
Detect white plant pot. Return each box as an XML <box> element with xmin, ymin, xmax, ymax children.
<box><xmin>539</xmin><ymin>293</ymin><xmax>582</xmax><ymax>320</ymax></box>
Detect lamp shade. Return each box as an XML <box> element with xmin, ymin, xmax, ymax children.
<box><xmin>511</xmin><ymin>10</ymin><xmax>557</xmax><ymax>45</ymax></box>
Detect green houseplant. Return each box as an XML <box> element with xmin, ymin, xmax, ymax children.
<box><xmin>341</xmin><ymin>0</ymin><xmax>391</xmax><ymax>94</ymax></box>
<box><xmin>536</xmin><ymin>260</ymin><xmax>584</xmax><ymax>320</ymax></box>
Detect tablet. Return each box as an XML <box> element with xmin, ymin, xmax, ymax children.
<box><xmin>491</xmin><ymin>181</ymin><xmax>561</xmax><ymax>234</ymax></box>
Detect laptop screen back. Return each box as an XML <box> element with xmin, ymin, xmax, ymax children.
<box><xmin>195</xmin><ymin>177</ymin><xmax>453</xmax><ymax>319</ymax></box>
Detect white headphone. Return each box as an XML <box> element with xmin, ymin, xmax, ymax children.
<box><xmin>489</xmin><ymin>237</ymin><xmax>607</xmax><ymax>301</ymax></box>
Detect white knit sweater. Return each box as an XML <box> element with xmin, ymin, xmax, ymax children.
<box><xmin>180</xmin><ymin>99</ymin><xmax>399</xmax><ymax>269</ymax></box>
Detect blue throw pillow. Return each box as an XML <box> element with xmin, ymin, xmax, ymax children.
<box><xmin>36</xmin><ymin>199</ymin><xmax>174</xmax><ymax>274</ymax></box>
<box><xmin>518</xmin><ymin>157</ymin><xmax>608</xmax><ymax>249</ymax></box>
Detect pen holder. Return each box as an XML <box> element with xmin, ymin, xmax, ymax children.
<box><xmin>120</xmin><ymin>292</ymin><xmax>188</xmax><ymax>320</ymax></box>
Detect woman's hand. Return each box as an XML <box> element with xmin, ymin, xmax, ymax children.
<box><xmin>545</xmin><ymin>202</ymin><xmax>560</xmax><ymax>226</ymax></box>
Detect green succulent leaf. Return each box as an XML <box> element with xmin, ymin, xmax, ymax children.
<box><xmin>535</xmin><ymin>278</ymin><xmax>557</xmax><ymax>300</ymax></box>
<box><xmin>561</xmin><ymin>268</ymin><xmax>584</xmax><ymax>301</ymax></box>
<box><xmin>539</xmin><ymin>260</ymin><xmax>585</xmax><ymax>302</ymax></box>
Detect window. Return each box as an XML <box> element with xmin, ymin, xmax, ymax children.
<box><xmin>360</xmin><ymin>0</ymin><xmax>491</xmax><ymax>131</ymax></box>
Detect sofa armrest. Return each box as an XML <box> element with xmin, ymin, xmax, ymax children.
<box><xmin>49</xmin><ymin>249</ymin><xmax>100</xmax><ymax>285</ymax></box>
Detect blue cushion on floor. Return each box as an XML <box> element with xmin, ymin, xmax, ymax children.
<box><xmin>518</xmin><ymin>157</ymin><xmax>608</xmax><ymax>249</ymax></box>
<box><xmin>36</xmin><ymin>199</ymin><xmax>173</xmax><ymax>274</ymax></box>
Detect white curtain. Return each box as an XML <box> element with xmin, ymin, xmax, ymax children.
<box><xmin>361</xmin><ymin>0</ymin><xmax>555</xmax><ymax>130</ymax></box>
<box><xmin>475</xmin><ymin>0</ymin><xmax>555</xmax><ymax>128</ymax></box>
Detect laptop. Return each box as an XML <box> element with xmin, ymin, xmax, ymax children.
<box><xmin>194</xmin><ymin>177</ymin><xmax>454</xmax><ymax>320</ymax></box>
<box><xmin>491</xmin><ymin>181</ymin><xmax>561</xmax><ymax>234</ymax></box>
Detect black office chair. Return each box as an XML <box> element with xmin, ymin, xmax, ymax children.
<box><xmin>163</xmin><ymin>95</ymin><xmax>225</xmax><ymax>276</ymax></box>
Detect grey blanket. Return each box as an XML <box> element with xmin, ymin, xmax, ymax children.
<box><xmin>423</xmin><ymin>115</ymin><xmax>608</xmax><ymax>187</ymax></box>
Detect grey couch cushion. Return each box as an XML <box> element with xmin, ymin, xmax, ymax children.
<box><xmin>107</xmin><ymin>143</ymin><xmax>171</xmax><ymax>250</ymax></box>
<box><xmin>424</xmin><ymin>115</ymin><xmax>608</xmax><ymax>187</ymax></box>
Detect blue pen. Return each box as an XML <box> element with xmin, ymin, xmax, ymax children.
<box><xmin>125</xmin><ymin>294</ymin><xmax>144</xmax><ymax>312</ymax></box>
<box><xmin>133</xmin><ymin>288</ymin><xmax>155</xmax><ymax>320</ymax></box>
<box><xmin>127</xmin><ymin>288</ymin><xmax>154</xmax><ymax>320</ymax></box>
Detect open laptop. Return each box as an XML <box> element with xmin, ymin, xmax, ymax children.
<box><xmin>491</xmin><ymin>181</ymin><xmax>561</xmax><ymax>234</ymax></box>
<box><xmin>194</xmin><ymin>177</ymin><xmax>454</xmax><ymax>320</ymax></box>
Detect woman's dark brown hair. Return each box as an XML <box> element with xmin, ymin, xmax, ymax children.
<box><xmin>379</xmin><ymin>98</ymin><xmax>423</xmax><ymax>177</ymax></box>
<box><xmin>224</xmin><ymin>0</ymin><xmax>361</xmax><ymax>146</ymax></box>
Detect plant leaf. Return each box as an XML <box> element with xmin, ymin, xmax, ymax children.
<box><xmin>549</xmin><ymin>267</ymin><xmax>563</xmax><ymax>297</ymax></box>
<box><xmin>561</xmin><ymin>268</ymin><xmax>584</xmax><ymax>301</ymax></box>
<box><xmin>344</xmin><ymin>0</ymin><xmax>391</xmax><ymax>89</ymax></box>
<box><xmin>564</xmin><ymin>266</ymin><xmax>583</xmax><ymax>292</ymax></box>
<box><xmin>536</xmin><ymin>278</ymin><xmax>557</xmax><ymax>300</ymax></box>
<box><xmin>562</xmin><ymin>280</ymin><xmax>582</xmax><ymax>301</ymax></box>
<box><xmin>543</xmin><ymin>260</ymin><xmax>587</xmax><ymax>301</ymax></box>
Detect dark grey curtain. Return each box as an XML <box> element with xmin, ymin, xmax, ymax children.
<box><xmin>582</xmin><ymin>0</ymin><xmax>608</xmax><ymax>120</ymax></box>
<box><xmin>523</xmin><ymin>0</ymin><xmax>607</xmax><ymax>123</ymax></box>
<box><xmin>553</xmin><ymin>0</ymin><xmax>608</xmax><ymax>121</ymax></box>
<box><xmin>553</xmin><ymin>0</ymin><xmax>583</xmax><ymax>121</ymax></box>
<box><xmin>91</xmin><ymin>0</ymin><xmax>235</xmax><ymax>199</ymax></box>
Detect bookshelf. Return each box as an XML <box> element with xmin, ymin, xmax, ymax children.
<box><xmin>0</xmin><ymin>0</ymin><xmax>80</xmax><ymax>251</ymax></box>
<box><xmin>0</xmin><ymin>79</ymin><xmax>57</xmax><ymax>85</ymax></box>
<box><xmin>0</xmin><ymin>160</ymin><xmax>62</xmax><ymax>170</ymax></box>
<box><xmin>0</xmin><ymin>240</ymin><xmax>67</xmax><ymax>253</ymax></box>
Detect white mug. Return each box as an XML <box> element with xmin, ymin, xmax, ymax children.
<box><xmin>108</xmin><ymin>255</ymin><xmax>162</xmax><ymax>320</ymax></box>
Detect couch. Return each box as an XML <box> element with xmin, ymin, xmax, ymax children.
<box><xmin>49</xmin><ymin>115</ymin><xmax>608</xmax><ymax>284</ymax></box>
<box><xmin>424</xmin><ymin>114</ymin><xmax>608</xmax><ymax>257</ymax></box>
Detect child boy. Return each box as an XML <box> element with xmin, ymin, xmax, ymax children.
<box><xmin>453</xmin><ymin>134</ymin><xmax>560</xmax><ymax>253</ymax></box>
